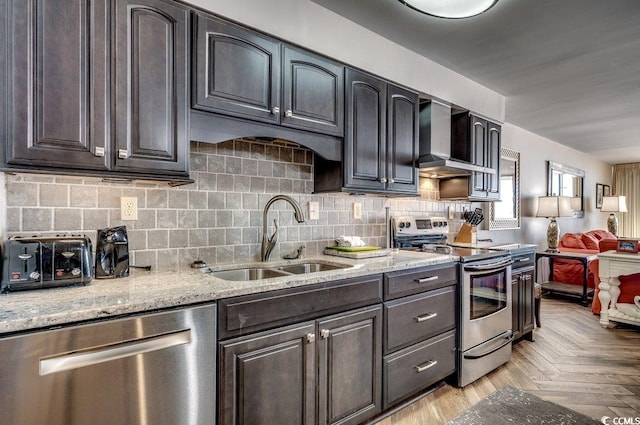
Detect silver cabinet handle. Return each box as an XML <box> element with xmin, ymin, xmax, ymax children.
<box><xmin>414</xmin><ymin>312</ymin><xmax>438</xmax><ymax>322</ymax></box>
<box><xmin>320</xmin><ymin>329</ymin><xmax>330</xmax><ymax>339</ymax></box>
<box><xmin>517</xmin><ymin>257</ymin><xmax>531</xmax><ymax>262</ymax></box>
<box><xmin>388</xmin><ymin>178</ymin><xmax>395</xmax><ymax>183</ymax></box>
<box><xmin>94</xmin><ymin>146</ymin><xmax>105</xmax><ymax>157</ymax></box>
<box><xmin>285</xmin><ymin>109</ymin><xmax>293</xmax><ymax>117</ymax></box>
<box><xmin>414</xmin><ymin>276</ymin><xmax>438</xmax><ymax>283</ymax></box>
<box><xmin>18</xmin><ymin>253</ymin><xmax>33</xmax><ymax>260</ymax></box>
<box><xmin>306</xmin><ymin>333</ymin><xmax>316</xmax><ymax>344</ymax></box>
<box><xmin>40</xmin><ymin>330</ymin><xmax>191</xmax><ymax>375</ymax></box>
<box><xmin>118</xmin><ymin>149</ymin><xmax>128</xmax><ymax>159</ymax></box>
<box><xmin>415</xmin><ymin>360</ymin><xmax>438</xmax><ymax>373</ymax></box>
<box><xmin>271</xmin><ymin>106</ymin><xmax>280</xmax><ymax>115</ymax></box>
<box><xmin>380</xmin><ymin>177</ymin><xmax>388</xmax><ymax>183</ymax></box>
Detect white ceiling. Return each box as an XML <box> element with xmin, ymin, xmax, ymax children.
<box><xmin>311</xmin><ymin>0</ymin><xmax>640</xmax><ymax>165</ymax></box>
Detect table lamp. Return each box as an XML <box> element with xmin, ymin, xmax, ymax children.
<box><xmin>536</xmin><ymin>196</ymin><xmax>573</xmax><ymax>252</ymax></box>
<box><xmin>601</xmin><ymin>195</ymin><xmax>627</xmax><ymax>237</ymax></box>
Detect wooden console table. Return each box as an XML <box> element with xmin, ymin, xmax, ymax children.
<box><xmin>535</xmin><ymin>251</ymin><xmax>597</xmax><ymax>306</ymax></box>
<box><xmin>597</xmin><ymin>250</ymin><xmax>640</xmax><ymax>328</ymax></box>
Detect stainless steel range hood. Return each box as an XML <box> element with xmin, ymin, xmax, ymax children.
<box><xmin>418</xmin><ymin>100</ymin><xmax>494</xmax><ymax>178</ymax></box>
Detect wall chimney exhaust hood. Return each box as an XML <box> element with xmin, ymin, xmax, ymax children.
<box><xmin>418</xmin><ymin>100</ymin><xmax>495</xmax><ymax>178</ymax></box>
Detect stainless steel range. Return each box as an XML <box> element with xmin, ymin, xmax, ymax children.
<box><xmin>392</xmin><ymin>216</ymin><xmax>514</xmax><ymax>387</ymax></box>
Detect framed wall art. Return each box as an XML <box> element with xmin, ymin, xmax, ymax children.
<box><xmin>596</xmin><ymin>183</ymin><xmax>604</xmax><ymax>209</ymax></box>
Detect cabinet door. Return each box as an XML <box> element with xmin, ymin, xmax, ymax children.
<box><xmin>470</xmin><ymin>115</ymin><xmax>487</xmax><ymax>198</ymax></box>
<box><xmin>386</xmin><ymin>84</ymin><xmax>419</xmax><ymax>194</ymax></box>
<box><xmin>521</xmin><ymin>269</ymin><xmax>535</xmax><ymax>335</ymax></box>
<box><xmin>343</xmin><ymin>68</ymin><xmax>386</xmax><ymax>192</ymax></box>
<box><xmin>282</xmin><ymin>46</ymin><xmax>344</xmax><ymax>136</ymax></box>
<box><xmin>192</xmin><ymin>12</ymin><xmax>281</xmax><ymax>124</ymax></box>
<box><xmin>511</xmin><ymin>271</ymin><xmax>522</xmax><ymax>340</ymax></box>
<box><xmin>4</xmin><ymin>0</ymin><xmax>109</xmax><ymax>170</ymax></box>
<box><xmin>113</xmin><ymin>0</ymin><xmax>189</xmax><ymax>176</ymax></box>
<box><xmin>486</xmin><ymin>121</ymin><xmax>501</xmax><ymax>200</ymax></box>
<box><xmin>219</xmin><ymin>322</ymin><xmax>316</xmax><ymax>425</ymax></box>
<box><xmin>317</xmin><ymin>306</ymin><xmax>382</xmax><ymax>425</ymax></box>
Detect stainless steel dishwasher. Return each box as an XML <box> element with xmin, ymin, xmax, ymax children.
<box><xmin>0</xmin><ymin>304</ymin><xmax>216</xmax><ymax>425</ymax></box>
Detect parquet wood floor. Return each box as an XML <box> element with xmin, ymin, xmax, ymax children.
<box><xmin>375</xmin><ymin>297</ymin><xmax>640</xmax><ymax>424</ymax></box>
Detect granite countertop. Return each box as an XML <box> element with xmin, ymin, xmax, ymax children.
<box><xmin>0</xmin><ymin>251</ymin><xmax>455</xmax><ymax>335</ymax></box>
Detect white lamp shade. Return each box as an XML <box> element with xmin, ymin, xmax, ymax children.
<box><xmin>601</xmin><ymin>196</ymin><xmax>627</xmax><ymax>213</ymax></box>
<box><xmin>570</xmin><ymin>197</ymin><xmax>582</xmax><ymax>211</ymax></box>
<box><xmin>536</xmin><ymin>196</ymin><xmax>573</xmax><ymax>218</ymax></box>
<box><xmin>401</xmin><ymin>0</ymin><xmax>498</xmax><ymax>18</ymax></box>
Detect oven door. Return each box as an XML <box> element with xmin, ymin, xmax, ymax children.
<box><xmin>460</xmin><ymin>258</ymin><xmax>513</xmax><ymax>351</ymax></box>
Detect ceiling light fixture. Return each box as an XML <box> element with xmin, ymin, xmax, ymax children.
<box><xmin>399</xmin><ymin>0</ymin><xmax>498</xmax><ymax>19</ymax></box>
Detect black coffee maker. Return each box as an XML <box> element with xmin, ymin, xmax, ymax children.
<box><xmin>95</xmin><ymin>226</ymin><xmax>129</xmax><ymax>278</ymax></box>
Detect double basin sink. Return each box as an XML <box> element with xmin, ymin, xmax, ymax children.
<box><xmin>206</xmin><ymin>260</ymin><xmax>352</xmax><ymax>281</ymax></box>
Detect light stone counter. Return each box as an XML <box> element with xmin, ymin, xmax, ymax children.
<box><xmin>0</xmin><ymin>251</ymin><xmax>455</xmax><ymax>335</ymax></box>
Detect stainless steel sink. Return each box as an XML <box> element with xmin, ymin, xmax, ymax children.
<box><xmin>206</xmin><ymin>261</ymin><xmax>351</xmax><ymax>281</ymax></box>
<box><xmin>275</xmin><ymin>262</ymin><xmax>349</xmax><ymax>274</ymax></box>
<box><xmin>207</xmin><ymin>267</ymin><xmax>289</xmax><ymax>281</ymax></box>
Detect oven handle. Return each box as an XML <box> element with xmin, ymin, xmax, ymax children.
<box><xmin>463</xmin><ymin>330</ymin><xmax>513</xmax><ymax>360</ymax></box>
<box><xmin>463</xmin><ymin>258</ymin><xmax>513</xmax><ymax>272</ymax></box>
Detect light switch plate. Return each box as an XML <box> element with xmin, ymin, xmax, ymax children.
<box><xmin>353</xmin><ymin>202</ymin><xmax>362</xmax><ymax>220</ymax></box>
<box><xmin>120</xmin><ymin>196</ymin><xmax>138</xmax><ymax>221</ymax></box>
<box><xmin>308</xmin><ymin>201</ymin><xmax>319</xmax><ymax>220</ymax></box>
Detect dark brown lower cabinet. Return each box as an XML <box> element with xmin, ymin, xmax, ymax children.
<box><xmin>219</xmin><ymin>305</ymin><xmax>382</xmax><ymax>425</ymax></box>
<box><xmin>511</xmin><ymin>251</ymin><xmax>535</xmax><ymax>342</ymax></box>
<box><xmin>512</xmin><ymin>267</ymin><xmax>535</xmax><ymax>341</ymax></box>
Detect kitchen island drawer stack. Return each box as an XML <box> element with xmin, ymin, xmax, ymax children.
<box><xmin>382</xmin><ymin>262</ymin><xmax>458</xmax><ymax>409</ymax></box>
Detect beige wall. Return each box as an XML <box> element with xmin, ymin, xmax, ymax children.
<box><xmin>478</xmin><ymin>124</ymin><xmax>613</xmax><ymax>248</ymax></box>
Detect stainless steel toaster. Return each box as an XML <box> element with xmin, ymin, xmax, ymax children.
<box><xmin>2</xmin><ymin>235</ymin><xmax>93</xmax><ymax>292</ymax></box>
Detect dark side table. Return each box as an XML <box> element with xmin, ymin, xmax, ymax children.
<box><xmin>535</xmin><ymin>251</ymin><xmax>598</xmax><ymax>306</ymax></box>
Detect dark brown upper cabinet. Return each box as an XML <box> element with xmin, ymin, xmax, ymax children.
<box><xmin>192</xmin><ymin>12</ymin><xmax>344</xmax><ymax>137</ymax></box>
<box><xmin>451</xmin><ymin>112</ymin><xmax>501</xmax><ymax>201</ymax></box>
<box><xmin>192</xmin><ymin>13</ymin><xmax>281</xmax><ymax>124</ymax></box>
<box><xmin>3</xmin><ymin>0</ymin><xmax>110</xmax><ymax>171</ymax></box>
<box><xmin>113</xmin><ymin>0</ymin><xmax>190</xmax><ymax>177</ymax></box>
<box><xmin>318</xmin><ymin>68</ymin><xmax>418</xmax><ymax>195</ymax></box>
<box><xmin>281</xmin><ymin>46</ymin><xmax>344</xmax><ymax>136</ymax></box>
<box><xmin>1</xmin><ymin>0</ymin><xmax>191</xmax><ymax>183</ymax></box>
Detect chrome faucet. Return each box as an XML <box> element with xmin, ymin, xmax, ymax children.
<box><xmin>261</xmin><ymin>195</ymin><xmax>305</xmax><ymax>261</ymax></box>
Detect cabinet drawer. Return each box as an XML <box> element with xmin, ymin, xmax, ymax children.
<box><xmin>512</xmin><ymin>253</ymin><xmax>535</xmax><ymax>270</ymax></box>
<box><xmin>218</xmin><ymin>275</ymin><xmax>382</xmax><ymax>339</ymax></box>
<box><xmin>384</xmin><ymin>263</ymin><xmax>457</xmax><ymax>300</ymax></box>
<box><xmin>384</xmin><ymin>286</ymin><xmax>455</xmax><ymax>353</ymax></box>
<box><xmin>383</xmin><ymin>329</ymin><xmax>456</xmax><ymax>409</ymax></box>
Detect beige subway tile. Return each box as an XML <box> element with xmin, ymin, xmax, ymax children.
<box><xmin>147</xmin><ymin>189</ymin><xmax>168</xmax><ymax>208</ymax></box>
<box><xmin>157</xmin><ymin>209</ymin><xmax>178</xmax><ymax>228</ymax></box>
<box><xmin>169</xmin><ymin>229</ymin><xmax>189</xmax><ymax>249</ymax></box>
<box><xmin>22</xmin><ymin>208</ymin><xmax>53</xmax><ymax>232</ymax></box>
<box><xmin>40</xmin><ymin>184</ymin><xmax>68</xmax><ymax>207</ymax></box>
<box><xmin>189</xmin><ymin>229</ymin><xmax>208</xmax><ymax>247</ymax></box>
<box><xmin>96</xmin><ymin>186</ymin><xmax>121</xmax><ymax>208</ymax></box>
<box><xmin>7</xmin><ymin>182</ymin><xmax>38</xmax><ymax>206</ymax></box>
<box><xmin>168</xmin><ymin>190</ymin><xmax>189</xmax><ymax>209</ymax></box>
<box><xmin>147</xmin><ymin>230</ymin><xmax>169</xmax><ymax>249</ymax></box>
<box><xmin>177</xmin><ymin>210</ymin><xmax>198</xmax><ymax>228</ymax></box>
<box><xmin>54</xmin><ymin>209</ymin><xmax>82</xmax><ymax>231</ymax></box>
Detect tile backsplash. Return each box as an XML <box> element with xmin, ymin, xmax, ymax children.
<box><xmin>5</xmin><ymin>139</ymin><xmax>468</xmax><ymax>270</ymax></box>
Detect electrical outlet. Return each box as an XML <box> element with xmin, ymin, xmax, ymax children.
<box><xmin>120</xmin><ymin>196</ymin><xmax>138</xmax><ymax>221</ymax></box>
<box><xmin>353</xmin><ymin>202</ymin><xmax>362</xmax><ymax>220</ymax></box>
<box><xmin>308</xmin><ymin>201</ymin><xmax>319</xmax><ymax>220</ymax></box>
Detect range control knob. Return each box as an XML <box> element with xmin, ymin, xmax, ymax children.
<box><xmin>405</xmin><ymin>222</ymin><xmax>411</xmax><ymax>228</ymax></box>
<box><xmin>29</xmin><ymin>271</ymin><xmax>40</xmax><ymax>280</ymax></box>
<box><xmin>399</xmin><ymin>222</ymin><xmax>405</xmax><ymax>229</ymax></box>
